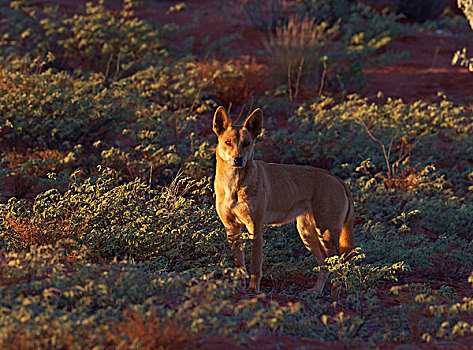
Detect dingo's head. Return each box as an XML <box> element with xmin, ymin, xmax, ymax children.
<box><xmin>213</xmin><ymin>106</ymin><xmax>263</xmax><ymax>168</ymax></box>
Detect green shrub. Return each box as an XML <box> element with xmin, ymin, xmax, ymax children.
<box><xmin>0</xmin><ymin>53</ymin><xmax>215</xmax><ymax>187</ymax></box>
<box><xmin>1</xmin><ymin>0</ymin><xmax>166</xmax><ymax>77</ymax></box>
<box><xmin>0</xmin><ymin>241</ymin><xmax>303</xmax><ymax>348</ymax></box>
<box><xmin>452</xmin><ymin>47</ymin><xmax>473</xmax><ymax>72</ymax></box>
<box><xmin>266</xmin><ymin>95</ymin><xmax>472</xmax><ymax>186</ymax></box>
<box><xmin>390</xmin><ymin>284</ymin><xmax>473</xmax><ymax>343</ymax></box>
<box><xmin>320</xmin><ymin>250</ymin><xmax>409</xmax><ymax>298</ymax></box>
<box><xmin>459</xmin><ymin>0</ymin><xmax>473</xmax><ymax>28</ymax></box>
<box><xmin>0</xmin><ymin>55</ymin><xmax>130</xmax><ymax>149</ymax></box>
<box><xmin>264</xmin><ymin>0</ymin><xmax>406</xmax><ymax>94</ymax></box>
<box><xmin>0</xmin><ymin>168</ymin><xmax>228</xmax><ymax>269</ymax></box>
<box><xmin>0</xmin><ymin>1</ymin><xmax>472</xmax><ymax>346</ymax></box>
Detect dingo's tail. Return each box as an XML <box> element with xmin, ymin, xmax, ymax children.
<box><xmin>339</xmin><ymin>182</ymin><xmax>355</xmax><ymax>260</ymax></box>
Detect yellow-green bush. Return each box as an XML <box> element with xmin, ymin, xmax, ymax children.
<box><xmin>0</xmin><ymin>0</ymin><xmax>472</xmax><ymax>347</ymax></box>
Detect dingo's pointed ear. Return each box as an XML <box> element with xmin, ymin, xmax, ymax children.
<box><xmin>243</xmin><ymin>108</ymin><xmax>263</xmax><ymax>139</ymax></box>
<box><xmin>213</xmin><ymin>106</ymin><xmax>232</xmax><ymax>136</ymax></box>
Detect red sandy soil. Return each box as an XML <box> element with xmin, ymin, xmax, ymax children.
<box><xmin>136</xmin><ymin>0</ymin><xmax>473</xmax><ymax>104</ymax></box>
<box><xmin>364</xmin><ymin>30</ymin><xmax>473</xmax><ymax>103</ymax></box>
<box><xmin>6</xmin><ymin>1</ymin><xmax>473</xmax><ymax>349</ymax></box>
<box><xmin>31</xmin><ymin>0</ymin><xmax>473</xmax><ymax>103</ymax></box>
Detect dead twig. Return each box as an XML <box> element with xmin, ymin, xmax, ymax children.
<box><xmin>355</xmin><ymin>115</ymin><xmax>399</xmax><ymax>181</ymax></box>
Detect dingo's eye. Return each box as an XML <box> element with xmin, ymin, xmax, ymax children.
<box><xmin>225</xmin><ymin>140</ymin><xmax>232</xmax><ymax>146</ymax></box>
<box><xmin>242</xmin><ymin>141</ymin><xmax>250</xmax><ymax>147</ymax></box>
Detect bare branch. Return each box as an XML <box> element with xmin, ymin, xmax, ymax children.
<box><xmin>355</xmin><ymin>115</ymin><xmax>392</xmax><ymax>179</ymax></box>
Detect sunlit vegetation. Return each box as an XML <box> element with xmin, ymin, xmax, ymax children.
<box><xmin>0</xmin><ymin>0</ymin><xmax>472</xmax><ymax>348</ymax></box>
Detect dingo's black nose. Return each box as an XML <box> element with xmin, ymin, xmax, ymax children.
<box><xmin>234</xmin><ymin>157</ymin><xmax>243</xmax><ymax>166</ymax></box>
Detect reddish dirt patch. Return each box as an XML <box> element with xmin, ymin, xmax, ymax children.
<box><xmin>4</xmin><ymin>1</ymin><xmax>473</xmax><ymax>349</ymax></box>
<box><xmin>364</xmin><ymin>31</ymin><xmax>473</xmax><ymax>103</ymax></box>
<box><xmin>142</xmin><ymin>0</ymin><xmax>473</xmax><ymax>103</ymax></box>
<box><xmin>32</xmin><ymin>0</ymin><xmax>473</xmax><ymax>103</ymax></box>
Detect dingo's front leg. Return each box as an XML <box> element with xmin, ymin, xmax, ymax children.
<box><xmin>248</xmin><ymin>223</ymin><xmax>263</xmax><ymax>292</ymax></box>
<box><xmin>226</xmin><ymin>226</ymin><xmax>246</xmax><ymax>271</ymax></box>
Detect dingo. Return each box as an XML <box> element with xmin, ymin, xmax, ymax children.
<box><xmin>213</xmin><ymin>106</ymin><xmax>354</xmax><ymax>293</ymax></box>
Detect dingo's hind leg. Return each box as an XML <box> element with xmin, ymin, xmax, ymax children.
<box><xmin>296</xmin><ymin>211</ymin><xmax>330</xmax><ymax>293</ymax></box>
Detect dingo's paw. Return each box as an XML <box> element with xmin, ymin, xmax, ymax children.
<box><xmin>247</xmin><ymin>281</ymin><xmax>261</xmax><ymax>294</ymax></box>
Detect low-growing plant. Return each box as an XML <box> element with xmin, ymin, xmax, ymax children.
<box><xmin>0</xmin><ymin>52</ymin><xmax>215</xmax><ymax>187</ymax></box>
<box><xmin>0</xmin><ymin>241</ymin><xmax>304</xmax><ymax>348</ymax></box>
<box><xmin>452</xmin><ymin>47</ymin><xmax>473</xmax><ymax>72</ymax></box>
<box><xmin>320</xmin><ymin>311</ymin><xmax>365</xmax><ymax>341</ymax></box>
<box><xmin>458</xmin><ymin>0</ymin><xmax>473</xmax><ymax>29</ymax></box>
<box><xmin>197</xmin><ymin>56</ymin><xmax>269</xmax><ymax>110</ymax></box>
<box><xmin>266</xmin><ymin>95</ymin><xmax>472</xmax><ymax>188</ymax></box>
<box><xmin>104</xmin><ymin>310</ymin><xmax>199</xmax><ymax>350</ymax></box>
<box><xmin>1</xmin><ymin>148</ymin><xmax>79</xmax><ymax>198</ymax></box>
<box><xmin>390</xmin><ymin>283</ymin><xmax>473</xmax><ymax>343</ymax></box>
<box><xmin>264</xmin><ymin>0</ymin><xmax>406</xmax><ymax>94</ymax></box>
<box><xmin>0</xmin><ymin>1</ymin><xmax>472</xmax><ymax>346</ymax></box>
<box><xmin>2</xmin><ymin>0</ymin><xmax>167</xmax><ymax>78</ymax></box>
<box><xmin>317</xmin><ymin>250</ymin><xmax>409</xmax><ymax>300</ymax></box>
<box><xmin>0</xmin><ymin>54</ymin><xmax>131</xmax><ymax>149</ymax></box>
<box><xmin>263</xmin><ymin>15</ymin><xmax>338</xmax><ymax>93</ymax></box>
<box><xmin>0</xmin><ymin>168</ymin><xmax>228</xmax><ymax>269</ymax></box>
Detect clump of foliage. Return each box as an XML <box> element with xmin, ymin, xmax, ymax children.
<box><xmin>452</xmin><ymin>47</ymin><xmax>473</xmax><ymax>71</ymax></box>
<box><xmin>0</xmin><ymin>45</ymin><xmax>214</xmax><ymax>195</ymax></box>
<box><xmin>0</xmin><ymin>54</ymin><xmax>130</xmax><ymax>149</ymax></box>
<box><xmin>0</xmin><ymin>0</ymin><xmax>472</xmax><ymax>348</ymax></box>
<box><xmin>452</xmin><ymin>0</ymin><xmax>473</xmax><ymax>72</ymax></box>
<box><xmin>321</xmin><ymin>250</ymin><xmax>409</xmax><ymax>300</ymax></box>
<box><xmin>264</xmin><ymin>0</ymin><xmax>406</xmax><ymax>94</ymax></box>
<box><xmin>0</xmin><ymin>168</ymin><xmax>227</xmax><ymax>269</ymax></box>
<box><xmin>1</xmin><ymin>0</ymin><xmax>166</xmax><ymax>78</ymax></box>
<box><xmin>458</xmin><ymin>0</ymin><xmax>473</xmax><ymax>29</ymax></box>
<box><xmin>197</xmin><ymin>56</ymin><xmax>269</xmax><ymax>109</ymax></box>
<box><xmin>0</xmin><ymin>241</ymin><xmax>302</xmax><ymax>349</ymax></box>
<box><xmin>389</xmin><ymin>283</ymin><xmax>473</xmax><ymax>343</ymax></box>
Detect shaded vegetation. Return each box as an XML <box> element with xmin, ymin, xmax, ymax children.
<box><xmin>0</xmin><ymin>0</ymin><xmax>472</xmax><ymax>348</ymax></box>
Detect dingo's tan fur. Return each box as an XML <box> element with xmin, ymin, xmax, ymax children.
<box><xmin>213</xmin><ymin>106</ymin><xmax>354</xmax><ymax>293</ymax></box>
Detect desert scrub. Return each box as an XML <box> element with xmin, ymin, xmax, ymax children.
<box><xmin>262</xmin><ymin>94</ymin><xmax>472</xmax><ymax>278</ymax></box>
<box><xmin>0</xmin><ymin>55</ymin><xmax>132</xmax><ymax>149</ymax></box>
<box><xmin>0</xmin><ymin>168</ymin><xmax>229</xmax><ymax>269</ymax></box>
<box><xmin>1</xmin><ymin>0</ymin><xmax>167</xmax><ymax>77</ymax></box>
<box><xmin>0</xmin><ymin>242</ymin><xmax>303</xmax><ymax>348</ymax></box>
<box><xmin>196</xmin><ymin>57</ymin><xmax>270</xmax><ymax>109</ymax></box>
<box><xmin>0</xmin><ymin>0</ymin><xmax>218</xmax><ymax>193</ymax></box>
<box><xmin>99</xmin><ymin>61</ymin><xmax>216</xmax><ymax>181</ymax></box>
<box><xmin>388</xmin><ymin>283</ymin><xmax>473</xmax><ymax>343</ymax></box>
<box><xmin>266</xmin><ymin>95</ymin><xmax>472</xmax><ymax>188</ymax></box>
<box><xmin>321</xmin><ymin>251</ymin><xmax>409</xmax><ymax>298</ymax></box>
<box><xmin>264</xmin><ymin>0</ymin><xmax>405</xmax><ymax>93</ymax></box>
<box><xmin>0</xmin><ymin>53</ymin><xmax>215</xmax><ymax>187</ymax></box>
